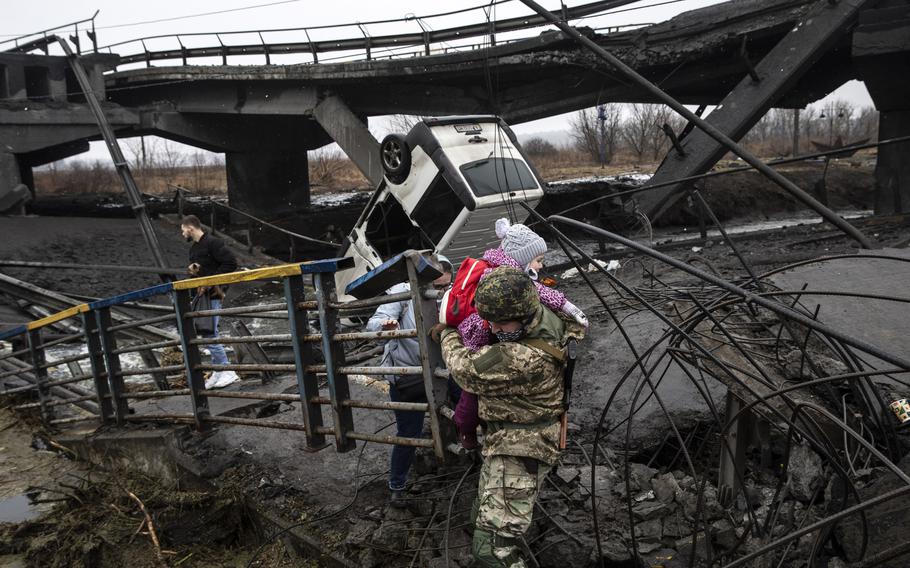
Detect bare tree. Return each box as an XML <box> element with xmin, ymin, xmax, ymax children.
<box><xmin>157</xmin><ymin>139</ymin><xmax>186</xmax><ymax>172</ymax></box>
<box><xmin>190</xmin><ymin>151</ymin><xmax>210</xmax><ymax>190</ymax></box>
<box><xmin>309</xmin><ymin>146</ymin><xmax>346</xmax><ymax>186</ymax></box>
<box><xmin>523</xmin><ymin>137</ymin><xmax>558</xmax><ymax>157</ymax></box>
<box><xmin>644</xmin><ymin>105</ymin><xmax>682</xmax><ymax>161</ymax></box>
<box><xmin>387</xmin><ymin>114</ymin><xmax>421</xmax><ymax>134</ymax></box>
<box><xmin>855</xmin><ymin>106</ymin><xmax>879</xmax><ymax>141</ymax></box>
<box><xmin>123</xmin><ymin>136</ymin><xmax>151</xmax><ymax>173</ymax></box>
<box><xmin>621</xmin><ymin>104</ymin><xmax>673</xmax><ymax>161</ymax></box>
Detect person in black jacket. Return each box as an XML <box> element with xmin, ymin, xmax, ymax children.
<box><xmin>180</xmin><ymin>215</ymin><xmax>240</xmax><ymax>389</ymax></box>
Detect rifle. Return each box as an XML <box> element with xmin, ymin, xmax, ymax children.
<box><xmin>559</xmin><ymin>338</ymin><xmax>578</xmax><ymax>449</ymax></box>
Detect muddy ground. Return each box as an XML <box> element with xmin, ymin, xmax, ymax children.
<box><xmin>1</xmin><ymin>161</ymin><xmax>909</xmax><ymax>567</ymax></box>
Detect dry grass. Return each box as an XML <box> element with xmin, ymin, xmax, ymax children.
<box><xmin>35</xmin><ymin>157</ymin><xmax>370</xmax><ymax>197</ymax></box>
<box><xmin>531</xmin><ymin>148</ymin><xmax>660</xmax><ymax>181</ymax></box>
<box><xmin>35</xmin><ymin>164</ymin><xmax>228</xmax><ymax>196</ymax></box>
<box><xmin>36</xmin><ymin>145</ymin><xmax>840</xmax><ymax>198</ymax></box>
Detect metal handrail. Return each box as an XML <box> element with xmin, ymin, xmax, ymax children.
<box><xmin>0</xmin><ymin>11</ymin><xmax>99</xmax><ymax>51</ymax></box>
<box><xmin>99</xmin><ymin>0</ymin><xmax>630</xmax><ymax>68</ymax></box>
<box><xmin>184</xmin><ymin>302</ymin><xmax>287</xmax><ymax>318</ymax></box>
<box><xmin>112</xmin><ymin>339</ymin><xmax>182</xmax><ymax>355</ymax></box>
<box><xmin>107</xmin><ymin>313</ymin><xmax>176</xmax><ymax>333</ymax></box>
<box><xmin>0</xmin><ymin>252</ymin><xmax>454</xmax><ymax>459</ymax></box>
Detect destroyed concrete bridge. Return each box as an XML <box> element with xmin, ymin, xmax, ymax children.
<box><xmin>1</xmin><ymin>0</ymin><xmax>908</xmax><ymax>220</ymax></box>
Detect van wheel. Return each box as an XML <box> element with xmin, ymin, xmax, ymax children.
<box><xmin>380</xmin><ymin>134</ymin><xmax>411</xmax><ymax>181</ymax></box>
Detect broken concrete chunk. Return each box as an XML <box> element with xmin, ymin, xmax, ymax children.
<box><xmin>787</xmin><ymin>442</ymin><xmax>825</xmax><ymax>502</ymax></box>
<box><xmin>344</xmin><ymin>518</ymin><xmax>378</xmax><ymax>547</ymax></box>
<box><xmin>634</xmin><ymin>489</ymin><xmax>656</xmax><ymax>502</ymax></box>
<box><xmin>636</xmin><ymin>518</ymin><xmax>664</xmax><ymax>541</ymax></box>
<box><xmin>633</xmin><ymin>500</ymin><xmax>674</xmax><ymax>521</ymax></box>
<box><xmin>652</xmin><ymin>472</ymin><xmax>681</xmax><ymax>503</ymax></box>
<box><xmin>711</xmin><ymin>519</ymin><xmax>737</xmax><ymax>550</ymax></box>
<box><xmin>628</xmin><ymin>462</ymin><xmax>658</xmax><ymax>490</ymax></box>
<box><xmin>577</xmin><ymin>465</ymin><xmax>614</xmax><ymax>499</ymax></box>
<box><xmin>556</xmin><ymin>465</ymin><xmax>580</xmax><ymax>484</ymax></box>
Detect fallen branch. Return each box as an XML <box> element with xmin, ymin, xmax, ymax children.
<box><xmin>127</xmin><ymin>490</ymin><xmax>166</xmax><ymax>567</ymax></box>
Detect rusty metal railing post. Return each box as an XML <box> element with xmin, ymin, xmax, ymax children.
<box><xmin>405</xmin><ymin>256</ymin><xmax>451</xmax><ymax>460</ymax></box>
<box><xmin>27</xmin><ymin>328</ymin><xmax>52</xmax><ymax>424</ymax></box>
<box><xmin>313</xmin><ymin>273</ymin><xmax>355</xmax><ymax>452</ymax></box>
<box><xmin>95</xmin><ymin>307</ymin><xmax>130</xmax><ymax>425</ymax></box>
<box><xmin>82</xmin><ymin>311</ymin><xmax>114</xmax><ymax>423</ymax></box>
<box><xmin>284</xmin><ymin>275</ymin><xmax>328</xmax><ymax>450</ymax></box>
<box><xmin>172</xmin><ymin>289</ymin><xmax>210</xmax><ymax>431</ymax></box>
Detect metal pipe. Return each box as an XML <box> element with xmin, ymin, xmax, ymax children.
<box><xmin>346</xmin><ymin>430</ymin><xmax>434</xmax><ymax>447</ymax></box>
<box><xmin>204</xmin><ymin>415</ymin><xmax>309</xmax><ymax>431</ymax></box>
<box><xmin>106</xmin><ymin>313</ymin><xmax>176</xmax><ymax>333</ymax></box>
<box><xmin>310</xmin><ymin>396</ymin><xmax>430</xmax><ymax>412</ymax></box>
<box><xmin>38</xmin><ymin>352</ymin><xmax>90</xmax><ymax>370</ymax></box>
<box><xmin>15</xmin><ymin>393</ymin><xmax>97</xmax><ymax>410</ymax></box>
<box><xmin>0</xmin><ymin>260</ymin><xmax>184</xmax><ymax>276</ymax></box>
<box><xmin>327</xmin><ymin>329</ymin><xmax>418</xmax><ymax>342</ymax></box>
<box><xmin>122</xmin><ymin>389</ymin><xmax>191</xmax><ymax>399</ymax></box>
<box><xmin>191</xmin><ymin>334</ymin><xmax>292</xmax><ymax>345</ymax></box>
<box><xmin>48</xmin><ymin>415</ymin><xmax>99</xmax><ymax>426</ymax></box>
<box><xmin>197</xmin><ymin>363</ymin><xmax>296</xmax><ymax>372</ymax></box>
<box><xmin>202</xmin><ymin>390</ymin><xmax>300</xmax><ymax>402</ymax></box>
<box><xmin>112</xmin><ymin>338</ymin><xmax>181</xmax><ymax>355</ymax></box>
<box><xmin>184</xmin><ymin>302</ymin><xmax>287</xmax><ymax>318</ymax></box>
<box><xmin>549</xmin><ymin>215</ymin><xmax>910</xmax><ymax>370</ymax></box>
<box><xmin>306</xmin><ymin>365</ymin><xmax>424</xmax><ymax>376</ymax></box>
<box><xmin>43</xmin><ymin>374</ymin><xmax>95</xmax><ymax>389</ymax></box>
<box><xmin>516</xmin><ymin>0</ymin><xmax>873</xmax><ymax>249</ymax></box>
<box><xmin>118</xmin><ymin>365</ymin><xmax>186</xmax><ymax>377</ymax></box>
<box><xmin>330</xmin><ymin>291</ymin><xmax>412</xmax><ymax>311</ymax></box>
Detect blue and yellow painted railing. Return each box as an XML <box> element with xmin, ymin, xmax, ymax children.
<box><xmin>0</xmin><ymin>252</ymin><xmax>455</xmax><ymax>458</ymax></box>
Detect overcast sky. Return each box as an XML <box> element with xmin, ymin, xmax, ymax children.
<box><xmin>2</xmin><ymin>0</ymin><xmax>874</xmax><ymax>162</ymax></box>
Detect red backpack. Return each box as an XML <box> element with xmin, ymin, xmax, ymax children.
<box><xmin>439</xmin><ymin>257</ymin><xmax>491</xmax><ymax>327</ymax></box>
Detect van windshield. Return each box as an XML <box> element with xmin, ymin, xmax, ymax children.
<box><xmin>460</xmin><ymin>158</ymin><xmax>538</xmax><ymax>197</ymax></box>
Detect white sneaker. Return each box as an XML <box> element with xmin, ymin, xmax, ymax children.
<box><xmin>204</xmin><ymin>371</ymin><xmax>221</xmax><ymax>390</ymax></box>
<box><xmin>212</xmin><ymin>370</ymin><xmax>240</xmax><ymax>388</ymax></box>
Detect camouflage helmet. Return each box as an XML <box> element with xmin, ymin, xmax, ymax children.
<box><xmin>474</xmin><ymin>267</ymin><xmax>539</xmax><ymax>323</ymax></box>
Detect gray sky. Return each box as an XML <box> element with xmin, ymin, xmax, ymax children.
<box><xmin>2</xmin><ymin>0</ymin><xmax>873</xmax><ymax>162</ymax></box>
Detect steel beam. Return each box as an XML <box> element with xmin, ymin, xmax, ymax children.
<box><xmin>637</xmin><ymin>0</ymin><xmax>875</xmax><ymax>223</ymax></box>
<box><xmin>171</xmin><ymin>288</ymin><xmax>210</xmax><ymax>431</ymax></box>
<box><xmin>95</xmin><ymin>307</ymin><xmax>130</xmax><ymax>425</ymax></box>
<box><xmin>284</xmin><ymin>276</ymin><xmax>328</xmax><ymax>450</ymax></box>
<box><xmin>313</xmin><ymin>273</ymin><xmax>356</xmax><ymax>452</ymax></box>
<box><xmin>516</xmin><ymin>0</ymin><xmax>874</xmax><ymax>249</ymax></box>
<box><xmin>406</xmin><ymin>256</ymin><xmax>451</xmax><ymax>461</ymax></box>
<box><xmin>54</xmin><ymin>36</ymin><xmax>171</xmax><ymax>273</ymax></box>
<box><xmin>82</xmin><ymin>311</ymin><xmax>114</xmax><ymax>423</ymax></box>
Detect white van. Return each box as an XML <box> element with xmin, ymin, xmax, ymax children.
<box><xmin>335</xmin><ymin>116</ymin><xmax>546</xmax><ymax>297</ymax></box>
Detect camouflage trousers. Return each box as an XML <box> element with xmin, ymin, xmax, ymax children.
<box><xmin>470</xmin><ymin>454</ymin><xmax>551</xmax><ymax>568</ymax></box>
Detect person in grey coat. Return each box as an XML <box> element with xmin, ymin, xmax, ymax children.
<box><xmin>366</xmin><ymin>255</ymin><xmax>453</xmax><ymax>506</ymax></box>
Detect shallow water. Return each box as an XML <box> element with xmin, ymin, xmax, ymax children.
<box><xmin>0</xmin><ymin>494</ymin><xmax>40</xmax><ymax>524</ymax></box>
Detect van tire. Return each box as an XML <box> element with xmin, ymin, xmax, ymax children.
<box><xmin>380</xmin><ymin>134</ymin><xmax>411</xmax><ymax>182</ymax></box>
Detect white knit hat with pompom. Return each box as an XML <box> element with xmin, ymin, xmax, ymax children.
<box><xmin>495</xmin><ymin>218</ymin><xmax>547</xmax><ymax>269</ymax></box>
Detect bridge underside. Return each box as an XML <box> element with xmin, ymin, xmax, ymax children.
<box><xmin>2</xmin><ymin>0</ymin><xmax>909</xmax><ymax>220</ymax></box>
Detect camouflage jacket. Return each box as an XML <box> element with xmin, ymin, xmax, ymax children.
<box><xmin>441</xmin><ymin>305</ymin><xmax>585</xmax><ymax>465</ymax></box>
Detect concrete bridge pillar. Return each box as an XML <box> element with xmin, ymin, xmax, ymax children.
<box><xmin>872</xmin><ymin>110</ymin><xmax>910</xmax><ymax>215</ymax></box>
<box><xmin>0</xmin><ymin>153</ymin><xmax>32</xmax><ymax>213</ymax></box>
<box><xmin>225</xmin><ymin>149</ymin><xmax>310</xmax><ymax>220</ymax></box>
<box><xmin>854</xmin><ymin>3</ymin><xmax>910</xmax><ymax>214</ymax></box>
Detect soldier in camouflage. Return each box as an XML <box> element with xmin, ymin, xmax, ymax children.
<box><xmin>440</xmin><ymin>267</ymin><xmax>585</xmax><ymax>568</ymax></box>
